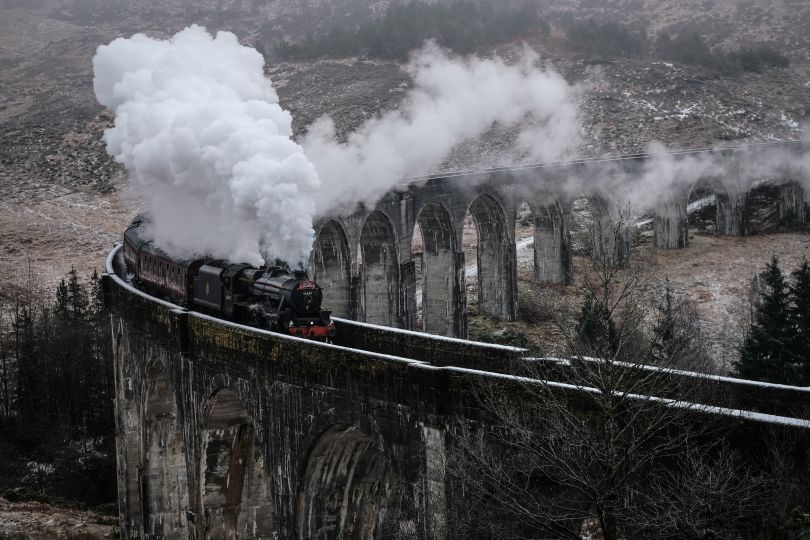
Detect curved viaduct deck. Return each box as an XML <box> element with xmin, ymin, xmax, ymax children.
<box><xmin>104</xmin><ymin>245</ymin><xmax>810</xmax><ymax>539</ymax></box>
<box><xmin>311</xmin><ymin>140</ymin><xmax>810</xmax><ymax>338</ymax></box>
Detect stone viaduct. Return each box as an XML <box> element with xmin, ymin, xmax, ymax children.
<box><xmin>105</xmin><ymin>244</ymin><xmax>810</xmax><ymax>539</ymax></box>
<box><xmin>310</xmin><ymin>141</ymin><xmax>809</xmax><ymax>338</ymax></box>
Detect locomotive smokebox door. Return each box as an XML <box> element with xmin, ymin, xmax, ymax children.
<box><xmin>194</xmin><ymin>264</ymin><xmax>225</xmax><ymax>310</ymax></box>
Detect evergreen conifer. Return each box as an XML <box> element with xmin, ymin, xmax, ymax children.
<box><xmin>649</xmin><ymin>279</ymin><xmax>708</xmax><ymax>370</ymax></box>
<box><xmin>66</xmin><ymin>267</ymin><xmax>88</xmax><ymax>320</ymax></box>
<box><xmin>54</xmin><ymin>278</ymin><xmax>70</xmax><ymax>319</ymax></box>
<box><xmin>89</xmin><ymin>269</ymin><xmax>105</xmax><ymax>320</ymax></box>
<box><xmin>652</xmin><ymin>279</ymin><xmax>677</xmax><ymax>363</ymax></box>
<box><xmin>789</xmin><ymin>258</ymin><xmax>810</xmax><ymax>384</ymax></box>
<box><xmin>576</xmin><ymin>293</ymin><xmax>616</xmax><ymax>355</ymax></box>
<box><xmin>736</xmin><ymin>256</ymin><xmax>793</xmax><ymax>383</ymax></box>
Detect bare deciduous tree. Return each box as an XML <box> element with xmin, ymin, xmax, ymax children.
<box><xmin>448</xmin><ymin>206</ymin><xmax>764</xmax><ymax>539</ymax></box>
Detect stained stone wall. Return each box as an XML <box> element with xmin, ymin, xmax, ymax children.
<box><xmin>105</xmin><ymin>264</ymin><xmax>523</xmax><ymax>540</ymax></box>
<box><xmin>105</xmin><ymin>249</ymin><xmax>810</xmax><ymax>540</ymax></box>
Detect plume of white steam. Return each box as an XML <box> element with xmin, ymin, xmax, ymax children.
<box><xmin>630</xmin><ymin>142</ymin><xmax>727</xmax><ymax>209</ymax></box>
<box><xmin>93</xmin><ymin>25</ymin><xmax>319</xmax><ymax>266</ymax></box>
<box><xmin>610</xmin><ymin>141</ymin><xmax>810</xmax><ymax>214</ymax></box>
<box><xmin>305</xmin><ymin>42</ymin><xmax>580</xmax><ymax>215</ymax></box>
<box><xmin>94</xmin><ymin>25</ymin><xmax>807</xmax><ymax>271</ymax></box>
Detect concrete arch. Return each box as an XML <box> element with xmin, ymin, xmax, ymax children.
<box><xmin>746</xmin><ymin>178</ymin><xmax>807</xmax><ymax>234</ymax></box>
<box><xmin>687</xmin><ymin>177</ymin><xmax>748</xmax><ymax>237</ymax></box>
<box><xmin>296</xmin><ymin>424</ymin><xmax>414</xmax><ymax>540</ymax></box>
<box><xmin>413</xmin><ymin>200</ymin><xmax>461</xmax><ymax>336</ymax></box>
<box><xmin>199</xmin><ymin>388</ymin><xmax>276</xmax><ymax>540</ymax></box>
<box><xmin>143</xmin><ymin>361</ymin><xmax>190</xmax><ymax>538</ymax></box>
<box><xmin>312</xmin><ymin>220</ymin><xmax>352</xmax><ymax>318</ymax></box>
<box><xmin>359</xmin><ymin>211</ymin><xmax>401</xmax><ymax>327</ymax></box>
<box><xmin>466</xmin><ymin>194</ymin><xmax>516</xmax><ymax>320</ymax></box>
<box><xmin>528</xmin><ymin>197</ymin><xmax>570</xmax><ymax>284</ymax></box>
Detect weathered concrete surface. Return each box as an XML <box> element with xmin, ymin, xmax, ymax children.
<box><xmin>312</xmin><ymin>142</ymin><xmax>809</xmax><ymax>338</ymax></box>
<box><xmin>779</xmin><ymin>182</ymin><xmax>807</xmax><ymax>228</ymax></box>
<box><xmin>101</xmin><ymin>249</ymin><xmax>590</xmax><ymax>539</ymax></box>
<box><xmin>415</xmin><ymin>201</ymin><xmax>461</xmax><ymax>336</ymax></box>
<box><xmin>654</xmin><ymin>196</ymin><xmax>689</xmax><ymax>249</ymax></box>
<box><xmin>331</xmin><ymin>318</ymin><xmax>524</xmax><ymax>372</ymax></box>
<box><xmin>105</xmin><ymin>244</ymin><xmax>810</xmax><ymax>540</ymax></box>
<box><xmin>106</xmin><ymin>257</ymin><xmax>466</xmax><ymax>539</ymax></box>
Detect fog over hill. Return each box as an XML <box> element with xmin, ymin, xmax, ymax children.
<box><xmin>1</xmin><ymin>0</ymin><xmax>809</xmax><ymax>291</ymax></box>
<box><xmin>3</xmin><ymin>0</ymin><xmax>809</xmax><ymax>188</ymax></box>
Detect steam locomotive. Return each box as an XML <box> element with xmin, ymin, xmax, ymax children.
<box><xmin>122</xmin><ymin>215</ymin><xmax>335</xmax><ymax>339</ymax></box>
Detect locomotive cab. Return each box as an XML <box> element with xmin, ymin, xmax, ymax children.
<box><xmin>192</xmin><ymin>261</ymin><xmax>248</xmax><ymax>316</ymax></box>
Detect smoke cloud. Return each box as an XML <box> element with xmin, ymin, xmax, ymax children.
<box><xmin>93</xmin><ymin>25</ymin><xmax>319</xmax><ymax>267</ymax></box>
<box><xmin>305</xmin><ymin>42</ymin><xmax>580</xmax><ymax>215</ymax></box>
<box><xmin>627</xmin><ymin>141</ymin><xmax>810</xmax><ymax>214</ymax></box>
<box><xmin>95</xmin><ymin>29</ymin><xmax>581</xmax><ymax>264</ymax></box>
<box><xmin>95</xmin><ymin>25</ymin><xmax>806</xmax><ymax>270</ymax></box>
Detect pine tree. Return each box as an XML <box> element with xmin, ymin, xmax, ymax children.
<box><xmin>735</xmin><ymin>256</ymin><xmax>793</xmax><ymax>383</ymax></box>
<box><xmin>54</xmin><ymin>278</ymin><xmax>70</xmax><ymax>319</ymax></box>
<box><xmin>87</xmin><ymin>269</ymin><xmax>113</xmax><ymax>438</ymax></box>
<box><xmin>1</xmin><ymin>267</ymin><xmax>118</xmax><ymax>506</ymax></box>
<box><xmin>89</xmin><ymin>269</ymin><xmax>105</xmax><ymax>320</ymax></box>
<box><xmin>652</xmin><ymin>279</ymin><xmax>677</xmax><ymax>363</ymax></box>
<box><xmin>13</xmin><ymin>303</ymin><xmax>40</xmax><ymax>420</ymax></box>
<box><xmin>650</xmin><ymin>279</ymin><xmax>707</xmax><ymax>370</ymax></box>
<box><xmin>66</xmin><ymin>267</ymin><xmax>89</xmax><ymax>321</ymax></box>
<box><xmin>576</xmin><ymin>293</ymin><xmax>616</xmax><ymax>355</ymax></box>
<box><xmin>789</xmin><ymin>258</ymin><xmax>810</xmax><ymax>384</ymax></box>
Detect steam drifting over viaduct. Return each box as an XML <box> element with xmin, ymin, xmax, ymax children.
<box><xmin>311</xmin><ymin>141</ymin><xmax>809</xmax><ymax>338</ymax></box>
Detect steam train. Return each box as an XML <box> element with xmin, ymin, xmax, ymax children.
<box><xmin>122</xmin><ymin>215</ymin><xmax>335</xmax><ymax>339</ymax></box>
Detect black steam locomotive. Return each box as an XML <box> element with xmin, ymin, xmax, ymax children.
<box><xmin>122</xmin><ymin>215</ymin><xmax>335</xmax><ymax>339</ymax></box>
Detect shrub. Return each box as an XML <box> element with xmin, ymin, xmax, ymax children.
<box><xmin>655</xmin><ymin>32</ymin><xmax>789</xmax><ymax>74</ymax></box>
<box><xmin>567</xmin><ymin>20</ymin><xmax>646</xmax><ymax>58</ymax></box>
<box><xmin>478</xmin><ymin>328</ymin><xmax>530</xmax><ymax>348</ymax></box>
<box><xmin>730</xmin><ymin>45</ymin><xmax>790</xmax><ymax>72</ymax></box>
<box><xmin>655</xmin><ymin>32</ymin><xmax>719</xmax><ymax>69</ymax></box>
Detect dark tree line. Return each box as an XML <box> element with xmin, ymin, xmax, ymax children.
<box><xmin>563</xmin><ymin>18</ymin><xmax>789</xmax><ymax>73</ymax></box>
<box><xmin>735</xmin><ymin>257</ymin><xmax>810</xmax><ymax>385</ymax></box>
<box><xmin>566</xmin><ymin>19</ymin><xmax>647</xmax><ymax>58</ymax></box>
<box><xmin>0</xmin><ymin>268</ymin><xmax>116</xmax><ymax>508</ymax></box>
<box><xmin>275</xmin><ymin>0</ymin><xmax>547</xmax><ymax>60</ymax></box>
<box><xmin>274</xmin><ymin>0</ymin><xmax>789</xmax><ymax>77</ymax></box>
<box><xmin>654</xmin><ymin>32</ymin><xmax>790</xmax><ymax>74</ymax></box>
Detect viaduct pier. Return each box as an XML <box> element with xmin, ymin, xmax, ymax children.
<box><xmin>311</xmin><ymin>140</ymin><xmax>810</xmax><ymax>338</ymax></box>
